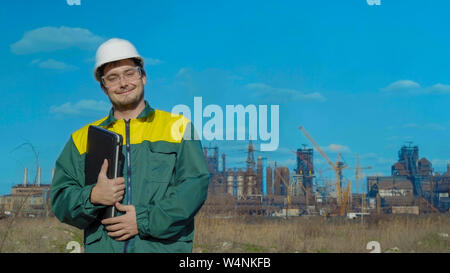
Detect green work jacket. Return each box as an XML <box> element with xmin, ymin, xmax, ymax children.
<box><xmin>50</xmin><ymin>101</ymin><xmax>209</xmax><ymax>253</ymax></box>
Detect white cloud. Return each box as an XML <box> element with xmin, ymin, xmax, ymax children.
<box><xmin>50</xmin><ymin>100</ymin><xmax>110</xmax><ymax>116</ymax></box>
<box><xmin>396</xmin><ymin>122</ymin><xmax>447</xmax><ymax>131</ymax></box>
<box><xmin>245</xmin><ymin>82</ymin><xmax>326</xmax><ymax>103</ymax></box>
<box><xmin>360</xmin><ymin>152</ymin><xmax>378</xmax><ymax>160</ymax></box>
<box><xmin>144</xmin><ymin>57</ymin><xmax>164</xmax><ymax>66</ymax></box>
<box><xmin>176</xmin><ymin>68</ymin><xmax>190</xmax><ymax>78</ymax></box>
<box><xmin>30</xmin><ymin>59</ymin><xmax>41</xmax><ymax>65</ymax></box>
<box><xmin>381</xmin><ymin>80</ymin><xmax>450</xmax><ymax>96</ymax></box>
<box><xmin>429</xmin><ymin>83</ymin><xmax>450</xmax><ymax>94</ymax></box>
<box><xmin>381</xmin><ymin>80</ymin><xmax>421</xmax><ymax>93</ymax></box>
<box><xmin>321</xmin><ymin>144</ymin><xmax>351</xmax><ymax>153</ymax></box>
<box><xmin>31</xmin><ymin>58</ymin><xmax>78</xmax><ymax>71</ymax></box>
<box><xmin>246</xmin><ymin>83</ymin><xmax>270</xmax><ymax>89</ymax></box>
<box><xmin>403</xmin><ymin>123</ymin><xmax>420</xmax><ymax>128</ymax></box>
<box><xmin>425</xmin><ymin>123</ymin><xmax>446</xmax><ymax>131</ymax></box>
<box><xmin>276</xmin><ymin>158</ymin><xmax>297</xmax><ymax>168</ymax></box>
<box><xmin>11</xmin><ymin>26</ymin><xmax>105</xmax><ymax>54</ymax></box>
<box><xmin>431</xmin><ymin>159</ymin><xmax>450</xmax><ymax>171</ymax></box>
<box><xmin>385</xmin><ymin>135</ymin><xmax>400</xmax><ymax>141</ymax></box>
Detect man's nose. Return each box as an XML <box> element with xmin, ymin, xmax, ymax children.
<box><xmin>118</xmin><ymin>75</ymin><xmax>128</xmax><ymax>87</ymax></box>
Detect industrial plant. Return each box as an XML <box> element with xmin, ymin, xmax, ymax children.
<box><xmin>1</xmin><ymin>126</ymin><xmax>449</xmax><ymax>219</ymax></box>
<box><xmin>202</xmin><ymin>127</ymin><xmax>450</xmax><ymax>218</ymax></box>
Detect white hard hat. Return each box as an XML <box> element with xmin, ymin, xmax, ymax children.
<box><xmin>94</xmin><ymin>38</ymin><xmax>144</xmax><ymax>82</ymax></box>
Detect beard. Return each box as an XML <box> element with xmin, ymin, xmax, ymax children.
<box><xmin>108</xmin><ymin>85</ymin><xmax>145</xmax><ymax>112</ymax></box>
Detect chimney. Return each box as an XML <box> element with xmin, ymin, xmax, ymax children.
<box><xmin>23</xmin><ymin>168</ymin><xmax>28</xmax><ymax>186</ymax></box>
<box><xmin>222</xmin><ymin>153</ymin><xmax>226</xmax><ymax>174</ymax></box>
<box><xmin>37</xmin><ymin>167</ymin><xmax>41</xmax><ymax>186</ymax></box>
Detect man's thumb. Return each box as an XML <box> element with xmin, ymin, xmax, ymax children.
<box><xmin>115</xmin><ymin>201</ymin><xmax>127</xmax><ymax>211</ymax></box>
<box><xmin>99</xmin><ymin>159</ymin><xmax>108</xmax><ymax>177</ymax></box>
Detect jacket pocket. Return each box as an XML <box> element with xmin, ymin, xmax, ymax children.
<box><xmin>146</xmin><ymin>142</ymin><xmax>177</xmax><ymax>184</ymax></box>
<box><xmin>134</xmin><ymin>141</ymin><xmax>178</xmax><ymax>204</ymax></box>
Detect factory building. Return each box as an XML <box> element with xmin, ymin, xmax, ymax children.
<box><xmin>203</xmin><ymin>142</ymin><xmax>311</xmax><ymax>216</ymax></box>
<box><xmin>0</xmin><ymin>167</ymin><xmax>53</xmax><ymax>217</ymax></box>
<box><xmin>367</xmin><ymin>144</ymin><xmax>450</xmax><ymax>213</ymax></box>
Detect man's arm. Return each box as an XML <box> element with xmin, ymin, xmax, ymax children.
<box><xmin>134</xmin><ymin>123</ymin><xmax>210</xmax><ymax>240</ymax></box>
<box><xmin>50</xmin><ymin>137</ymin><xmax>107</xmax><ymax>229</ymax></box>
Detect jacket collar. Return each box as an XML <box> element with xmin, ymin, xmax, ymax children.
<box><xmin>99</xmin><ymin>100</ymin><xmax>155</xmax><ymax>127</ymax></box>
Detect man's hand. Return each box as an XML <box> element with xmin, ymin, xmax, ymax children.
<box><xmin>90</xmin><ymin>159</ymin><xmax>125</xmax><ymax>206</ymax></box>
<box><xmin>101</xmin><ymin>202</ymin><xmax>139</xmax><ymax>241</ymax></box>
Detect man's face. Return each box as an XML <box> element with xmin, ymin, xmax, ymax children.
<box><xmin>101</xmin><ymin>58</ymin><xmax>146</xmax><ymax>111</ymax></box>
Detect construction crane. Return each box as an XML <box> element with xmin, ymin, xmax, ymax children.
<box><xmin>354</xmin><ymin>154</ymin><xmax>372</xmax><ymax>214</ymax></box>
<box><xmin>354</xmin><ymin>154</ymin><xmax>372</xmax><ymax>193</ymax></box>
<box><xmin>340</xmin><ymin>179</ymin><xmax>351</xmax><ymax>216</ymax></box>
<box><xmin>292</xmin><ymin>149</ymin><xmax>339</xmax><ymax>213</ymax></box>
<box><xmin>299</xmin><ymin>126</ymin><xmax>346</xmax><ymax>209</ymax></box>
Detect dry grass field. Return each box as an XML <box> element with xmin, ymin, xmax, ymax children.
<box><xmin>0</xmin><ymin>217</ymin><xmax>82</xmax><ymax>253</ymax></box>
<box><xmin>0</xmin><ymin>213</ymin><xmax>449</xmax><ymax>253</ymax></box>
<box><xmin>194</xmin><ymin>213</ymin><xmax>450</xmax><ymax>253</ymax></box>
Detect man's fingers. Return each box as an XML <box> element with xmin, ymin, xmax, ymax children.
<box><xmin>101</xmin><ymin>215</ymin><xmax>125</xmax><ymax>225</ymax></box>
<box><xmin>115</xmin><ymin>202</ymin><xmax>132</xmax><ymax>212</ymax></box>
<box><xmin>114</xmin><ymin>184</ymin><xmax>126</xmax><ymax>192</ymax></box>
<box><xmin>105</xmin><ymin>223</ymin><xmax>123</xmax><ymax>232</ymax></box>
<box><xmin>114</xmin><ymin>190</ymin><xmax>125</xmax><ymax>197</ymax></box>
<box><xmin>114</xmin><ymin>177</ymin><xmax>125</xmax><ymax>185</ymax></box>
<box><xmin>108</xmin><ymin>229</ymin><xmax>127</xmax><ymax>238</ymax></box>
<box><xmin>116</xmin><ymin>234</ymin><xmax>130</xmax><ymax>241</ymax></box>
<box><xmin>115</xmin><ymin>202</ymin><xmax>125</xmax><ymax>211</ymax></box>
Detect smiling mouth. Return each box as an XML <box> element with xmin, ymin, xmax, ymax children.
<box><xmin>118</xmin><ymin>88</ymin><xmax>134</xmax><ymax>95</ymax></box>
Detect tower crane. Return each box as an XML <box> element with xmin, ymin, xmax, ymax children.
<box><xmin>340</xmin><ymin>179</ymin><xmax>351</xmax><ymax>216</ymax></box>
<box><xmin>299</xmin><ymin>126</ymin><xmax>346</xmax><ymax>208</ymax></box>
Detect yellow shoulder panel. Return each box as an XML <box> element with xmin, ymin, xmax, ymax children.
<box><xmin>132</xmin><ymin>109</ymin><xmax>190</xmax><ymax>144</ymax></box>
<box><xmin>71</xmin><ymin>116</ymin><xmax>108</xmax><ymax>155</ymax></box>
<box><xmin>71</xmin><ymin>110</ymin><xmax>190</xmax><ymax>154</ymax></box>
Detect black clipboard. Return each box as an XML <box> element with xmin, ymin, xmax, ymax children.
<box><xmin>85</xmin><ymin>125</ymin><xmax>124</xmax><ymax>219</ymax></box>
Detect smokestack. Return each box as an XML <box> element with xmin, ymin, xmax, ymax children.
<box><xmin>222</xmin><ymin>153</ymin><xmax>226</xmax><ymax>174</ymax></box>
<box><xmin>23</xmin><ymin>168</ymin><xmax>28</xmax><ymax>186</ymax></box>
<box><xmin>236</xmin><ymin>169</ymin><xmax>244</xmax><ymax>199</ymax></box>
<box><xmin>266</xmin><ymin>166</ymin><xmax>273</xmax><ymax>195</ymax></box>
<box><xmin>227</xmin><ymin>169</ymin><xmax>234</xmax><ymax>196</ymax></box>
<box><xmin>262</xmin><ymin>158</ymin><xmax>267</xmax><ymax>196</ymax></box>
<box><xmin>37</xmin><ymin>167</ymin><xmax>41</xmax><ymax>186</ymax></box>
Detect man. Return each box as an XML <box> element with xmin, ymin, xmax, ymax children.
<box><xmin>50</xmin><ymin>38</ymin><xmax>210</xmax><ymax>253</ymax></box>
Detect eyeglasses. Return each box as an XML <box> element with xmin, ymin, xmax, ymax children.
<box><xmin>101</xmin><ymin>67</ymin><xmax>143</xmax><ymax>87</ymax></box>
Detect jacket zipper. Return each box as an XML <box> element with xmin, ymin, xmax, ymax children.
<box><xmin>124</xmin><ymin>119</ymin><xmax>132</xmax><ymax>253</ymax></box>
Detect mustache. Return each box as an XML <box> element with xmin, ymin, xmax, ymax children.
<box><xmin>116</xmin><ymin>86</ymin><xmax>136</xmax><ymax>94</ymax></box>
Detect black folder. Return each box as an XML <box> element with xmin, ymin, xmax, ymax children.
<box><xmin>85</xmin><ymin>125</ymin><xmax>124</xmax><ymax>219</ymax></box>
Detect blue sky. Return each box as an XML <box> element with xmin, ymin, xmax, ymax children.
<box><xmin>1</xmin><ymin>0</ymin><xmax>450</xmax><ymax>195</ymax></box>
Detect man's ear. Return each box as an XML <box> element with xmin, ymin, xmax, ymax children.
<box><xmin>101</xmin><ymin>83</ymin><xmax>108</xmax><ymax>95</ymax></box>
<box><xmin>141</xmin><ymin>71</ymin><xmax>147</xmax><ymax>85</ymax></box>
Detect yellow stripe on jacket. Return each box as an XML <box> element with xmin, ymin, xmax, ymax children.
<box><xmin>72</xmin><ymin>110</ymin><xmax>190</xmax><ymax>155</ymax></box>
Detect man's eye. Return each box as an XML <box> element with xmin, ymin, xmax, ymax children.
<box><xmin>125</xmin><ymin>70</ymin><xmax>135</xmax><ymax>76</ymax></box>
<box><xmin>106</xmin><ymin>76</ymin><xmax>118</xmax><ymax>81</ymax></box>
